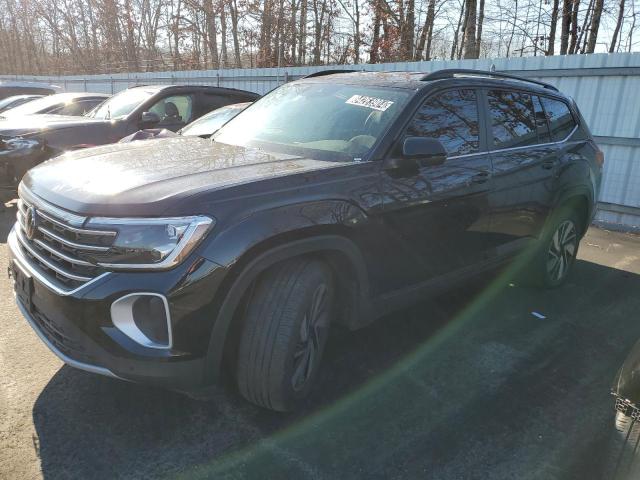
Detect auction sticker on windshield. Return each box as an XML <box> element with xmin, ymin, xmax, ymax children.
<box><xmin>346</xmin><ymin>95</ymin><xmax>394</xmax><ymax>111</ymax></box>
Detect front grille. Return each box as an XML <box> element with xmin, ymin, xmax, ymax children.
<box><xmin>14</xmin><ymin>190</ymin><xmax>117</xmax><ymax>292</ymax></box>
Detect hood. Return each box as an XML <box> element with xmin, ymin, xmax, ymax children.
<box><xmin>23</xmin><ymin>137</ymin><xmax>343</xmax><ymax>216</ymax></box>
<box><xmin>612</xmin><ymin>338</ymin><xmax>640</xmax><ymax>404</ymax></box>
<box><xmin>0</xmin><ymin>114</ymin><xmax>109</xmax><ymax>137</ymax></box>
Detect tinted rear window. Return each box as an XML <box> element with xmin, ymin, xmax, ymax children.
<box><xmin>487</xmin><ymin>90</ymin><xmax>538</xmax><ymax>149</ymax></box>
<box><xmin>539</xmin><ymin>97</ymin><xmax>577</xmax><ymax>142</ymax></box>
<box><xmin>532</xmin><ymin>96</ymin><xmax>551</xmax><ymax>144</ymax></box>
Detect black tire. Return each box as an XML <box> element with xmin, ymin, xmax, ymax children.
<box><xmin>236</xmin><ymin>257</ymin><xmax>334</xmax><ymax>411</ymax></box>
<box><xmin>601</xmin><ymin>411</ymin><xmax>640</xmax><ymax>480</ymax></box>
<box><xmin>525</xmin><ymin>207</ymin><xmax>582</xmax><ymax>288</ymax></box>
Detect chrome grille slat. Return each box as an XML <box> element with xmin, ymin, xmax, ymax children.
<box><xmin>33</xmin><ymin>238</ymin><xmax>93</xmax><ymax>266</ymax></box>
<box><xmin>16</xmin><ymin>228</ymin><xmax>93</xmax><ymax>282</ymax></box>
<box><xmin>14</xmin><ymin>189</ymin><xmax>116</xmax><ymax>292</ymax></box>
<box><xmin>38</xmin><ymin>225</ymin><xmax>110</xmax><ymax>252</ymax></box>
<box><xmin>37</xmin><ymin>209</ymin><xmax>117</xmax><ymax>237</ymax></box>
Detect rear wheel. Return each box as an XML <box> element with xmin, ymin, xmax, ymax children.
<box><xmin>526</xmin><ymin>208</ymin><xmax>582</xmax><ymax>288</ymax></box>
<box><xmin>236</xmin><ymin>257</ymin><xmax>334</xmax><ymax>411</ymax></box>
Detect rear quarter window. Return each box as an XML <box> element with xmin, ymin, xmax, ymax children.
<box><xmin>487</xmin><ymin>90</ymin><xmax>538</xmax><ymax>149</ymax></box>
<box><xmin>539</xmin><ymin>96</ymin><xmax>577</xmax><ymax>142</ymax></box>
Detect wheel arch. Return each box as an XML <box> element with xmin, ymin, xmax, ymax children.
<box><xmin>202</xmin><ymin>230</ymin><xmax>372</xmax><ymax>384</ymax></box>
<box><xmin>553</xmin><ymin>186</ymin><xmax>594</xmax><ymax>236</ymax></box>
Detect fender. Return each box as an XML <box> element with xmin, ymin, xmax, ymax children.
<box><xmin>202</xmin><ymin>234</ymin><xmax>372</xmax><ymax>384</ymax></box>
<box><xmin>199</xmin><ymin>199</ymin><xmax>372</xmax><ymax>268</ymax></box>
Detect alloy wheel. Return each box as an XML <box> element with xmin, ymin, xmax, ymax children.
<box><xmin>547</xmin><ymin>219</ymin><xmax>578</xmax><ymax>283</ymax></box>
<box><xmin>292</xmin><ymin>283</ymin><xmax>328</xmax><ymax>392</ymax></box>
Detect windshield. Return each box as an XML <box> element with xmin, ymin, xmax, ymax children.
<box><xmin>180</xmin><ymin>103</ymin><xmax>250</xmax><ymax>137</ymax></box>
<box><xmin>214</xmin><ymin>83</ymin><xmax>410</xmax><ymax>160</ymax></box>
<box><xmin>0</xmin><ymin>95</ymin><xmax>39</xmax><ymax>111</ymax></box>
<box><xmin>2</xmin><ymin>93</ymin><xmax>76</xmax><ymax>116</ymax></box>
<box><xmin>89</xmin><ymin>88</ymin><xmax>154</xmax><ymax>120</ymax></box>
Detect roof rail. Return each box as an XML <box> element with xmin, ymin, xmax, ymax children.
<box><xmin>303</xmin><ymin>69</ymin><xmax>359</xmax><ymax>79</ymax></box>
<box><xmin>420</xmin><ymin>69</ymin><xmax>559</xmax><ymax>92</ymax></box>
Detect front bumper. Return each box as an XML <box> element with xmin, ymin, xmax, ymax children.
<box><xmin>8</xmin><ymin>227</ymin><xmax>228</xmax><ymax>389</ymax></box>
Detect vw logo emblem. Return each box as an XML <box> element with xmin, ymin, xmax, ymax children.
<box><xmin>24</xmin><ymin>206</ymin><xmax>38</xmax><ymax>240</ymax></box>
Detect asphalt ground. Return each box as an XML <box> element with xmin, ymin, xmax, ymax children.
<box><xmin>1</xmin><ymin>202</ymin><xmax>640</xmax><ymax>480</ymax></box>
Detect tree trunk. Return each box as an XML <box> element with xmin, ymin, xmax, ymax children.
<box><xmin>547</xmin><ymin>0</ymin><xmax>560</xmax><ymax>54</ymax></box>
<box><xmin>205</xmin><ymin>0</ymin><xmax>219</xmax><ymax>68</ymax></box>
<box><xmin>290</xmin><ymin>0</ymin><xmax>298</xmax><ymax>64</ymax></box>
<box><xmin>370</xmin><ymin>0</ymin><xmax>381</xmax><ymax>63</ymax></box>
<box><xmin>219</xmin><ymin>2</ymin><xmax>228</xmax><ymax>68</ymax></box>
<box><xmin>476</xmin><ymin>0</ymin><xmax>485</xmax><ymax>56</ymax></box>
<box><xmin>586</xmin><ymin>0</ymin><xmax>604</xmax><ymax>52</ymax></box>
<box><xmin>463</xmin><ymin>0</ymin><xmax>477</xmax><ymax>59</ymax></box>
<box><xmin>568</xmin><ymin>0</ymin><xmax>580</xmax><ymax>53</ymax></box>
<box><xmin>609</xmin><ymin>0</ymin><xmax>626</xmax><ymax>52</ymax></box>
<box><xmin>560</xmin><ymin>0</ymin><xmax>572</xmax><ymax>54</ymax></box>
<box><xmin>451</xmin><ymin>1</ymin><xmax>465</xmax><ymax>60</ymax></box>
<box><xmin>576</xmin><ymin>0</ymin><xmax>594</xmax><ymax>53</ymax></box>
<box><xmin>229</xmin><ymin>0</ymin><xmax>242</xmax><ymax>67</ymax></box>
<box><xmin>401</xmin><ymin>0</ymin><xmax>415</xmax><ymax>60</ymax></box>
<box><xmin>298</xmin><ymin>0</ymin><xmax>308</xmax><ymax>64</ymax></box>
<box><xmin>353</xmin><ymin>0</ymin><xmax>361</xmax><ymax>64</ymax></box>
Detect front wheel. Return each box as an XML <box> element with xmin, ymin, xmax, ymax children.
<box><xmin>236</xmin><ymin>258</ymin><xmax>334</xmax><ymax>411</ymax></box>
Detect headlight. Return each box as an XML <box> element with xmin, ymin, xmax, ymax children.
<box><xmin>85</xmin><ymin>216</ymin><xmax>214</xmax><ymax>270</ymax></box>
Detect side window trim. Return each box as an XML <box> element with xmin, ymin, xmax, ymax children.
<box><xmin>485</xmin><ymin>89</ymin><xmax>579</xmax><ymax>154</ymax></box>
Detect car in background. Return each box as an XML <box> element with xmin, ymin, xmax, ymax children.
<box><xmin>0</xmin><ymin>81</ymin><xmax>61</xmax><ymax>100</ymax></box>
<box><xmin>0</xmin><ymin>85</ymin><xmax>259</xmax><ymax>188</ymax></box>
<box><xmin>179</xmin><ymin>101</ymin><xmax>252</xmax><ymax>137</ymax></box>
<box><xmin>0</xmin><ymin>95</ymin><xmax>44</xmax><ymax>114</ymax></box>
<box><xmin>0</xmin><ymin>92</ymin><xmax>109</xmax><ymax>119</ymax></box>
<box><xmin>118</xmin><ymin>101</ymin><xmax>253</xmax><ymax>142</ymax></box>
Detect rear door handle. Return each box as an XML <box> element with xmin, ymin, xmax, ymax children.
<box><xmin>472</xmin><ymin>171</ymin><xmax>490</xmax><ymax>184</ymax></box>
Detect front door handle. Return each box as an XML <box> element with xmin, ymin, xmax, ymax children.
<box><xmin>472</xmin><ymin>171</ymin><xmax>490</xmax><ymax>184</ymax></box>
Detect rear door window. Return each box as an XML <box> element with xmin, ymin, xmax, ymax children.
<box><xmin>487</xmin><ymin>90</ymin><xmax>538</xmax><ymax>149</ymax></box>
<box><xmin>539</xmin><ymin>97</ymin><xmax>577</xmax><ymax>141</ymax></box>
<box><xmin>407</xmin><ymin>89</ymin><xmax>480</xmax><ymax>156</ymax></box>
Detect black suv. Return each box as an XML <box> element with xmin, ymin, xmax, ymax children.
<box><xmin>0</xmin><ymin>84</ymin><xmax>259</xmax><ymax>187</ymax></box>
<box><xmin>8</xmin><ymin>69</ymin><xmax>602</xmax><ymax>411</ymax></box>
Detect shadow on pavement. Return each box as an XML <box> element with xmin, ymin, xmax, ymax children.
<box><xmin>31</xmin><ymin>259</ymin><xmax>640</xmax><ymax>480</ymax></box>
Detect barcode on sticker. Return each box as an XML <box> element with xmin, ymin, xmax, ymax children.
<box><xmin>346</xmin><ymin>95</ymin><xmax>394</xmax><ymax>111</ymax></box>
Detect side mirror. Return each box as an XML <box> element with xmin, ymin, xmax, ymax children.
<box><xmin>402</xmin><ymin>137</ymin><xmax>447</xmax><ymax>166</ymax></box>
<box><xmin>140</xmin><ymin>111</ymin><xmax>161</xmax><ymax>127</ymax></box>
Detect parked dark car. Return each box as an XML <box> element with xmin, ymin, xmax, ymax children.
<box><xmin>0</xmin><ymin>85</ymin><xmax>259</xmax><ymax>188</ymax></box>
<box><xmin>118</xmin><ymin>102</ymin><xmax>253</xmax><ymax>143</ymax></box>
<box><xmin>8</xmin><ymin>69</ymin><xmax>602</xmax><ymax>412</ymax></box>
<box><xmin>0</xmin><ymin>95</ymin><xmax>44</xmax><ymax>114</ymax></box>
<box><xmin>0</xmin><ymin>81</ymin><xmax>61</xmax><ymax>100</ymax></box>
<box><xmin>0</xmin><ymin>92</ymin><xmax>109</xmax><ymax>119</ymax></box>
